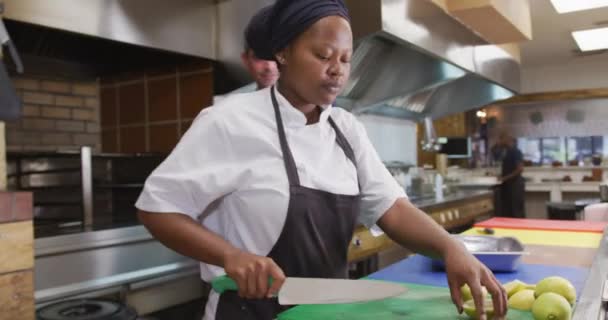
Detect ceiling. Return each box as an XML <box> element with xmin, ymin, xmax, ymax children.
<box><xmin>520</xmin><ymin>0</ymin><xmax>608</xmax><ymax>67</ymax></box>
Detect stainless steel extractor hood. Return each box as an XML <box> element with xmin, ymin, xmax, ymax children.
<box><xmin>3</xmin><ymin>0</ymin><xmax>520</xmax><ymax>120</ymax></box>
<box><xmin>2</xmin><ymin>0</ymin><xmax>218</xmax><ymax>60</ymax></box>
<box><xmin>337</xmin><ymin>0</ymin><xmax>519</xmax><ymax>121</ymax></box>
<box><xmin>216</xmin><ymin>0</ymin><xmax>520</xmax><ymax>121</ymax></box>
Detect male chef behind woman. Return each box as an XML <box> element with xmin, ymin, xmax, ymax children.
<box><xmin>135</xmin><ymin>1</ymin><xmax>507</xmax><ymax>319</ymax></box>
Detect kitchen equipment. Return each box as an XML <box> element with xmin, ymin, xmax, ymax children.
<box><xmin>408</xmin><ymin>167</ymin><xmax>425</xmax><ymax>197</ymax></box>
<box><xmin>435</xmin><ymin>153</ymin><xmax>447</xmax><ymax>177</ymax></box>
<box><xmin>437</xmin><ymin>137</ymin><xmax>472</xmax><ymax>159</ymax></box>
<box><xmin>7</xmin><ymin>150</ymin><xmax>165</xmax><ymax>238</ymax></box>
<box><xmin>421</xmin><ymin>116</ymin><xmax>442</xmax><ymax>152</ymax></box>
<box><xmin>211</xmin><ymin>276</ymin><xmax>407</xmax><ymax>305</ymax></box>
<box><xmin>583</xmin><ymin>203</ymin><xmax>608</xmax><ymax>222</ymax></box>
<box><xmin>434</xmin><ymin>173</ymin><xmax>444</xmax><ymax>201</ymax></box>
<box><xmin>277</xmin><ymin>282</ymin><xmax>534</xmax><ymax>320</ymax></box>
<box><xmin>36</xmin><ymin>299</ymin><xmax>137</xmax><ymax>320</ymax></box>
<box><xmin>384</xmin><ymin>161</ymin><xmax>413</xmax><ymax>189</ymax></box>
<box><xmin>546</xmin><ymin>201</ymin><xmax>578</xmax><ymax>220</ymax></box>
<box><xmin>600</xmin><ymin>183</ymin><xmax>608</xmax><ymax>203</ymax></box>
<box><xmin>432</xmin><ymin>235</ymin><xmax>527</xmax><ymax>272</ymax></box>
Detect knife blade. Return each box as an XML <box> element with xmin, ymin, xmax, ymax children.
<box><xmin>211</xmin><ymin>275</ymin><xmax>407</xmax><ymax>305</ymax></box>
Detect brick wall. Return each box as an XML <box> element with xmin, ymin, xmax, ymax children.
<box><xmin>100</xmin><ymin>63</ymin><xmax>213</xmax><ymax>153</ymax></box>
<box><xmin>5</xmin><ymin>76</ymin><xmax>101</xmax><ymax>152</ymax></box>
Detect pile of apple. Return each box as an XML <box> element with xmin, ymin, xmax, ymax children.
<box><xmin>461</xmin><ymin>276</ymin><xmax>576</xmax><ymax>320</ymax></box>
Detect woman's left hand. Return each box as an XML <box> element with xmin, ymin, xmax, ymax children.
<box><xmin>444</xmin><ymin>245</ymin><xmax>507</xmax><ymax>320</ymax></box>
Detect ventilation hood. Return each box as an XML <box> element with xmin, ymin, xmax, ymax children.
<box><xmin>2</xmin><ymin>0</ymin><xmax>520</xmax><ymax>121</ymax></box>
<box><xmin>217</xmin><ymin>0</ymin><xmax>520</xmax><ymax>121</ymax></box>
<box><xmin>337</xmin><ymin>0</ymin><xmax>519</xmax><ymax>121</ymax></box>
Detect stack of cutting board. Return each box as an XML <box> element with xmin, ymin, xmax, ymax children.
<box><xmin>279</xmin><ymin>282</ymin><xmax>534</xmax><ymax>320</ymax></box>
<box><xmin>278</xmin><ymin>217</ymin><xmax>606</xmax><ymax>319</ymax></box>
<box><xmin>0</xmin><ymin>191</ymin><xmax>35</xmax><ymax>319</ymax></box>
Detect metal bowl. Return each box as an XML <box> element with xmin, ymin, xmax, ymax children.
<box><xmin>432</xmin><ymin>235</ymin><xmax>527</xmax><ymax>272</ymax></box>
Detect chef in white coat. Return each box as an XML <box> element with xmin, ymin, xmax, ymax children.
<box><xmin>136</xmin><ymin>1</ymin><xmax>507</xmax><ymax>319</ymax></box>
<box><xmin>241</xmin><ymin>5</ymin><xmax>279</xmax><ymax>91</ymax></box>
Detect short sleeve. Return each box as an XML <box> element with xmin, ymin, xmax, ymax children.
<box><xmin>349</xmin><ymin>119</ymin><xmax>407</xmax><ymax>227</ymax></box>
<box><xmin>135</xmin><ymin>109</ymin><xmax>243</xmax><ymax>220</ymax></box>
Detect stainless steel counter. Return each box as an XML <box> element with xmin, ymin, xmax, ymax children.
<box><xmin>35</xmin><ymin>225</ymin><xmax>197</xmax><ymax>304</ymax></box>
<box><xmin>409</xmin><ymin>189</ymin><xmax>492</xmax><ymax>210</ymax></box>
<box><xmin>34</xmin><ymin>189</ymin><xmax>493</xmax><ymax>305</ymax></box>
<box><xmin>573</xmin><ymin>227</ymin><xmax>608</xmax><ymax>320</ymax></box>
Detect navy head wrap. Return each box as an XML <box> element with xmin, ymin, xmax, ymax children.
<box><xmin>253</xmin><ymin>0</ymin><xmax>350</xmax><ymax>60</ymax></box>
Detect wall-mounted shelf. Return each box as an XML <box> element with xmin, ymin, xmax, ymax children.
<box><xmin>7</xmin><ymin>148</ymin><xmax>165</xmax><ymax>238</ymax></box>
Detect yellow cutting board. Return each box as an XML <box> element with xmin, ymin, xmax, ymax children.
<box><xmin>463</xmin><ymin>227</ymin><xmax>602</xmax><ymax>248</ymax></box>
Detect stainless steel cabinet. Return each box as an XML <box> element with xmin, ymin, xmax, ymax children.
<box><xmin>7</xmin><ymin>148</ymin><xmax>165</xmax><ymax>238</ymax></box>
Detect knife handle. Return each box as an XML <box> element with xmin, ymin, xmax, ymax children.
<box><xmin>211</xmin><ymin>275</ymin><xmax>275</xmax><ymax>294</ymax></box>
<box><xmin>211</xmin><ymin>275</ymin><xmax>238</xmax><ymax>294</ymax></box>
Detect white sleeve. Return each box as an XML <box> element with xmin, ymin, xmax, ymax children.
<box><xmin>350</xmin><ymin>119</ymin><xmax>407</xmax><ymax>227</ymax></box>
<box><xmin>135</xmin><ymin>109</ymin><xmax>242</xmax><ymax>220</ymax></box>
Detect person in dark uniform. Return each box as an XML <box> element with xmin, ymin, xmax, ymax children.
<box><xmin>136</xmin><ymin>1</ymin><xmax>507</xmax><ymax>319</ymax></box>
<box><xmin>498</xmin><ymin>132</ymin><xmax>526</xmax><ymax>218</ymax></box>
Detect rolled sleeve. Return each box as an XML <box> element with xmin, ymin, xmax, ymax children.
<box><xmin>135</xmin><ymin>109</ymin><xmax>242</xmax><ymax>220</ymax></box>
<box><xmin>350</xmin><ymin>119</ymin><xmax>407</xmax><ymax>227</ymax></box>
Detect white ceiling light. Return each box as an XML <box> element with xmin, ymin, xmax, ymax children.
<box><xmin>550</xmin><ymin>0</ymin><xmax>608</xmax><ymax>13</ymax></box>
<box><xmin>572</xmin><ymin>27</ymin><xmax>608</xmax><ymax>51</ymax></box>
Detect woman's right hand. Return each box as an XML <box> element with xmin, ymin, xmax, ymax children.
<box><xmin>223</xmin><ymin>249</ymin><xmax>286</xmax><ymax>299</ymax></box>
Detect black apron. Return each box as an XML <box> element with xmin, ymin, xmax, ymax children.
<box><xmin>215</xmin><ymin>87</ymin><xmax>361</xmax><ymax>319</ymax></box>
<box><xmin>500</xmin><ymin>176</ymin><xmax>525</xmax><ymax>218</ymax></box>
<box><xmin>499</xmin><ymin>147</ymin><xmax>525</xmax><ymax>218</ymax></box>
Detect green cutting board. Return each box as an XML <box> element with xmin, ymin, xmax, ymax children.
<box><xmin>278</xmin><ymin>283</ymin><xmax>534</xmax><ymax>320</ymax></box>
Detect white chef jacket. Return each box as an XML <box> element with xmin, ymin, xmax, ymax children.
<box><xmin>135</xmin><ymin>86</ymin><xmax>407</xmax><ymax>319</ymax></box>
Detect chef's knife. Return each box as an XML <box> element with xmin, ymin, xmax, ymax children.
<box><xmin>211</xmin><ymin>275</ymin><xmax>407</xmax><ymax>305</ymax></box>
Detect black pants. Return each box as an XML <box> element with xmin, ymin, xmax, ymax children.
<box><xmin>500</xmin><ymin>176</ymin><xmax>525</xmax><ymax>218</ymax></box>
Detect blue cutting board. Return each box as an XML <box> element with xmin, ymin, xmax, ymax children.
<box><xmin>369</xmin><ymin>255</ymin><xmax>589</xmax><ymax>295</ymax></box>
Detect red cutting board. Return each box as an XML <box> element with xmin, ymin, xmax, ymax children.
<box><xmin>475</xmin><ymin>217</ymin><xmax>608</xmax><ymax>233</ymax></box>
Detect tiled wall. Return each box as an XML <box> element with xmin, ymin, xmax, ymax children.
<box><xmin>100</xmin><ymin>63</ymin><xmax>213</xmax><ymax>153</ymax></box>
<box><xmin>5</xmin><ymin>77</ymin><xmax>101</xmax><ymax>152</ymax></box>
<box><xmin>357</xmin><ymin>114</ymin><xmax>418</xmax><ymax>165</ymax></box>
<box><xmin>486</xmin><ymin>98</ymin><xmax>608</xmax><ymax>144</ymax></box>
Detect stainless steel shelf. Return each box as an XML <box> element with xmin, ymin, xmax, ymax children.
<box><xmin>94</xmin><ymin>184</ymin><xmax>144</xmax><ymax>189</ymax></box>
<box><xmin>8</xmin><ymin>147</ymin><xmax>164</xmax><ymax>238</ymax></box>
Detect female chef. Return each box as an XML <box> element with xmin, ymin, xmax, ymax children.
<box><xmin>136</xmin><ymin>1</ymin><xmax>507</xmax><ymax>319</ymax></box>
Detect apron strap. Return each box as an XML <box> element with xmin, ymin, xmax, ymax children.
<box><xmin>271</xmin><ymin>86</ymin><xmax>358</xmax><ymax>188</ymax></box>
<box><xmin>271</xmin><ymin>86</ymin><xmax>301</xmax><ymax>186</ymax></box>
<box><xmin>328</xmin><ymin>117</ymin><xmax>357</xmax><ymax>168</ymax></box>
